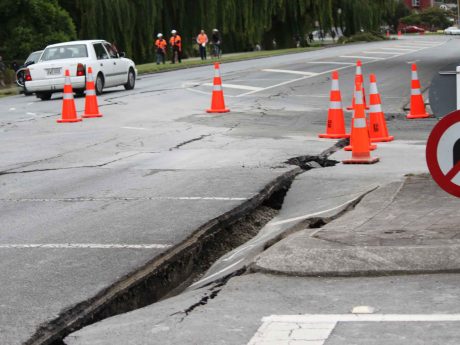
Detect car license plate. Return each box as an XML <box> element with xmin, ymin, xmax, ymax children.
<box><xmin>46</xmin><ymin>68</ymin><xmax>62</xmax><ymax>76</ymax></box>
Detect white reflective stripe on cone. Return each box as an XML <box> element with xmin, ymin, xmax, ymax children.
<box><xmin>412</xmin><ymin>71</ymin><xmax>418</xmax><ymax>80</ymax></box>
<box><xmin>86</xmin><ymin>89</ymin><xmax>96</xmax><ymax>96</ymax></box>
<box><xmin>63</xmin><ymin>93</ymin><xmax>74</xmax><ymax>100</ymax></box>
<box><xmin>354</xmin><ymin>118</ymin><xmax>366</xmax><ymax>128</ymax></box>
<box><xmin>87</xmin><ymin>72</ymin><xmax>93</xmax><ymax>82</ymax></box>
<box><xmin>369</xmin><ymin>104</ymin><xmax>382</xmax><ymax>113</ymax></box>
<box><xmin>329</xmin><ymin>101</ymin><xmax>342</xmax><ymax>109</ymax></box>
<box><xmin>214</xmin><ymin>84</ymin><xmax>223</xmax><ymax>91</ymax></box>
<box><xmin>331</xmin><ymin>80</ymin><xmax>340</xmax><ymax>90</ymax></box>
<box><xmin>369</xmin><ymin>83</ymin><xmax>378</xmax><ymax>94</ymax></box>
<box><xmin>356</xmin><ymin>66</ymin><xmax>362</xmax><ymax>75</ymax></box>
<box><xmin>214</xmin><ymin>68</ymin><xmax>221</xmax><ymax>78</ymax></box>
<box><xmin>65</xmin><ymin>76</ymin><xmax>71</xmax><ymax>85</ymax></box>
<box><xmin>355</xmin><ymin>90</ymin><xmax>364</xmax><ymax>105</ymax></box>
<box><xmin>411</xmin><ymin>88</ymin><xmax>421</xmax><ymax>95</ymax></box>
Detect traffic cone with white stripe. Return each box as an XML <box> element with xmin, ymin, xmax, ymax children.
<box><xmin>82</xmin><ymin>67</ymin><xmax>103</xmax><ymax>118</ymax></box>
<box><xmin>319</xmin><ymin>71</ymin><xmax>349</xmax><ymax>139</ymax></box>
<box><xmin>407</xmin><ymin>64</ymin><xmax>430</xmax><ymax>119</ymax></box>
<box><xmin>347</xmin><ymin>60</ymin><xmax>368</xmax><ymax>110</ymax></box>
<box><xmin>343</xmin><ymin>83</ymin><xmax>379</xmax><ymax>165</ymax></box>
<box><xmin>207</xmin><ymin>62</ymin><xmax>229</xmax><ymax>113</ymax></box>
<box><xmin>368</xmin><ymin>74</ymin><xmax>394</xmax><ymax>142</ymax></box>
<box><xmin>344</xmin><ymin>81</ymin><xmax>377</xmax><ymax>151</ymax></box>
<box><xmin>57</xmin><ymin>69</ymin><xmax>81</xmax><ymax>123</ymax></box>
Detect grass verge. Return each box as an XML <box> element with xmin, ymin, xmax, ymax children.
<box><xmin>0</xmin><ymin>86</ymin><xmax>19</xmax><ymax>98</ymax></box>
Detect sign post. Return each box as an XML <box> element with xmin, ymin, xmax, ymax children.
<box><xmin>426</xmin><ymin>110</ymin><xmax>460</xmax><ymax>197</ymax></box>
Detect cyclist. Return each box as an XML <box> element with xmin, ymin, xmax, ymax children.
<box><xmin>211</xmin><ymin>29</ymin><xmax>222</xmax><ymax>59</ymax></box>
<box><xmin>169</xmin><ymin>30</ymin><xmax>182</xmax><ymax>64</ymax></box>
<box><xmin>155</xmin><ymin>33</ymin><xmax>167</xmax><ymax>64</ymax></box>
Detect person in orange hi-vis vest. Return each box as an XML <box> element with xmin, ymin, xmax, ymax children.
<box><xmin>196</xmin><ymin>29</ymin><xmax>209</xmax><ymax>60</ymax></box>
<box><xmin>155</xmin><ymin>33</ymin><xmax>167</xmax><ymax>65</ymax></box>
<box><xmin>170</xmin><ymin>30</ymin><xmax>182</xmax><ymax>64</ymax></box>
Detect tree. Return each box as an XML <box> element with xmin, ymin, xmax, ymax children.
<box><xmin>401</xmin><ymin>7</ymin><xmax>451</xmax><ymax>30</ymax></box>
<box><xmin>0</xmin><ymin>0</ymin><xmax>76</xmax><ymax>61</ymax></box>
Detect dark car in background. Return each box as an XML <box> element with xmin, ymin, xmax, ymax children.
<box><xmin>16</xmin><ymin>50</ymin><xmax>43</xmax><ymax>95</ymax></box>
<box><xmin>403</xmin><ymin>26</ymin><xmax>425</xmax><ymax>34</ymax></box>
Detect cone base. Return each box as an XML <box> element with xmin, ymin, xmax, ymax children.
<box><xmin>347</xmin><ymin>106</ymin><xmax>370</xmax><ymax>111</ymax></box>
<box><xmin>207</xmin><ymin>108</ymin><xmax>230</xmax><ymax>113</ymax></box>
<box><xmin>406</xmin><ymin>113</ymin><xmax>430</xmax><ymax>119</ymax></box>
<box><xmin>344</xmin><ymin>144</ymin><xmax>377</xmax><ymax>151</ymax></box>
<box><xmin>57</xmin><ymin>118</ymin><xmax>82</xmax><ymax>123</ymax></box>
<box><xmin>343</xmin><ymin>157</ymin><xmax>380</xmax><ymax>164</ymax></box>
<box><xmin>319</xmin><ymin>133</ymin><xmax>350</xmax><ymax>139</ymax></box>
<box><xmin>82</xmin><ymin>113</ymin><xmax>103</xmax><ymax>118</ymax></box>
<box><xmin>371</xmin><ymin>136</ymin><xmax>394</xmax><ymax>143</ymax></box>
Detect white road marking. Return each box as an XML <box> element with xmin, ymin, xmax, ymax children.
<box><xmin>262</xmin><ymin>69</ymin><xmax>319</xmax><ymax>76</ymax></box>
<box><xmin>381</xmin><ymin>47</ymin><xmax>417</xmax><ymax>52</ymax></box>
<box><xmin>307</xmin><ymin>61</ymin><xmax>355</xmax><ymax>65</ymax></box>
<box><xmin>0</xmin><ymin>243</ymin><xmax>172</xmax><ymax>249</ymax></box>
<box><xmin>121</xmin><ymin>126</ymin><xmax>149</xmax><ymax>130</ymax></box>
<box><xmin>202</xmin><ymin>83</ymin><xmax>263</xmax><ymax>91</ymax></box>
<box><xmin>189</xmin><ymin>258</ymin><xmax>245</xmax><ymax>287</ymax></box>
<box><xmin>26</xmin><ymin>112</ymin><xmax>37</xmax><ymax>116</ymax></box>
<box><xmin>248</xmin><ymin>314</ymin><xmax>460</xmax><ymax>345</ymax></box>
<box><xmin>339</xmin><ymin>55</ymin><xmax>385</xmax><ymax>60</ymax></box>
<box><xmin>362</xmin><ymin>51</ymin><xmax>403</xmax><ymax>55</ymax></box>
<box><xmin>1</xmin><ymin>196</ymin><xmax>249</xmax><ymax>202</ymax></box>
<box><xmin>9</xmin><ymin>107</ymin><xmax>16</xmax><ymax>111</ymax></box>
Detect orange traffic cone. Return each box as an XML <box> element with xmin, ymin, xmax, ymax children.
<box><xmin>344</xmin><ymin>81</ymin><xmax>377</xmax><ymax>151</ymax></box>
<box><xmin>347</xmin><ymin>60</ymin><xmax>368</xmax><ymax>110</ymax></box>
<box><xmin>398</xmin><ymin>30</ymin><xmax>402</xmax><ymax>37</ymax></box>
<box><xmin>319</xmin><ymin>71</ymin><xmax>349</xmax><ymax>139</ymax></box>
<box><xmin>207</xmin><ymin>62</ymin><xmax>229</xmax><ymax>113</ymax></box>
<box><xmin>57</xmin><ymin>69</ymin><xmax>81</xmax><ymax>123</ymax></box>
<box><xmin>368</xmin><ymin>74</ymin><xmax>394</xmax><ymax>142</ymax></box>
<box><xmin>407</xmin><ymin>64</ymin><xmax>430</xmax><ymax>119</ymax></box>
<box><xmin>82</xmin><ymin>67</ymin><xmax>102</xmax><ymax>118</ymax></box>
<box><xmin>386</xmin><ymin>30</ymin><xmax>390</xmax><ymax>38</ymax></box>
<box><xmin>343</xmin><ymin>83</ymin><xmax>379</xmax><ymax>165</ymax></box>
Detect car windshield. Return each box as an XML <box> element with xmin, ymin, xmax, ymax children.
<box><xmin>26</xmin><ymin>51</ymin><xmax>43</xmax><ymax>64</ymax></box>
<box><xmin>41</xmin><ymin>44</ymin><xmax>88</xmax><ymax>61</ymax></box>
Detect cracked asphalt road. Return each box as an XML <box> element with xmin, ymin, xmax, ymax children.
<box><xmin>1</xmin><ymin>35</ymin><xmax>459</xmax><ymax>345</ymax></box>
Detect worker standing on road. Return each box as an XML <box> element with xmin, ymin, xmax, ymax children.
<box><xmin>169</xmin><ymin>30</ymin><xmax>182</xmax><ymax>64</ymax></box>
<box><xmin>155</xmin><ymin>33</ymin><xmax>167</xmax><ymax>65</ymax></box>
<box><xmin>196</xmin><ymin>30</ymin><xmax>209</xmax><ymax>60</ymax></box>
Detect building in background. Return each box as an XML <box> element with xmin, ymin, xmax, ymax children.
<box><xmin>404</xmin><ymin>0</ymin><xmax>434</xmax><ymax>10</ymax></box>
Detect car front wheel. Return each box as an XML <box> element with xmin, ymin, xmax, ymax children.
<box><xmin>124</xmin><ymin>69</ymin><xmax>135</xmax><ymax>90</ymax></box>
<box><xmin>95</xmin><ymin>73</ymin><xmax>104</xmax><ymax>95</ymax></box>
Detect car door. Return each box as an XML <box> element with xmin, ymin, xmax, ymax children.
<box><xmin>92</xmin><ymin>42</ymin><xmax>116</xmax><ymax>87</ymax></box>
<box><xmin>103</xmin><ymin>42</ymin><xmax>127</xmax><ymax>85</ymax></box>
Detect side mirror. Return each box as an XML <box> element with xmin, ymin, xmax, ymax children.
<box><xmin>119</xmin><ymin>52</ymin><xmax>126</xmax><ymax>58</ymax></box>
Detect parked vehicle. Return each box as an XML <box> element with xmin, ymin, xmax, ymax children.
<box><xmin>444</xmin><ymin>26</ymin><xmax>460</xmax><ymax>35</ymax></box>
<box><xmin>25</xmin><ymin>40</ymin><xmax>137</xmax><ymax>101</ymax></box>
<box><xmin>16</xmin><ymin>50</ymin><xmax>43</xmax><ymax>95</ymax></box>
<box><xmin>403</xmin><ymin>26</ymin><xmax>425</xmax><ymax>34</ymax></box>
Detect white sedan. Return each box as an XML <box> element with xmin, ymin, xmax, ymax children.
<box><xmin>25</xmin><ymin>40</ymin><xmax>137</xmax><ymax>100</ymax></box>
<box><xmin>444</xmin><ymin>26</ymin><xmax>460</xmax><ymax>35</ymax></box>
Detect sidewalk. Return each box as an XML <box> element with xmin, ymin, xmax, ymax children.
<box><xmin>64</xmin><ymin>138</ymin><xmax>460</xmax><ymax>344</ymax></box>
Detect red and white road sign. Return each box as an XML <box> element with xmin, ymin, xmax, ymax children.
<box><xmin>426</xmin><ymin>110</ymin><xmax>460</xmax><ymax>197</ymax></box>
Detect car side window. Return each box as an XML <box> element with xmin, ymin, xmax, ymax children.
<box><xmin>93</xmin><ymin>43</ymin><xmax>109</xmax><ymax>60</ymax></box>
<box><xmin>103</xmin><ymin>43</ymin><xmax>118</xmax><ymax>59</ymax></box>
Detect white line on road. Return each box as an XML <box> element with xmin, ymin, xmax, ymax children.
<box><xmin>203</xmin><ymin>83</ymin><xmax>263</xmax><ymax>91</ymax></box>
<box><xmin>307</xmin><ymin>61</ymin><xmax>355</xmax><ymax>65</ymax></box>
<box><xmin>262</xmin><ymin>69</ymin><xmax>319</xmax><ymax>76</ymax></box>
<box><xmin>248</xmin><ymin>314</ymin><xmax>460</xmax><ymax>345</ymax></box>
<box><xmin>0</xmin><ymin>244</ymin><xmax>172</xmax><ymax>249</ymax></box>
<box><xmin>339</xmin><ymin>55</ymin><xmax>385</xmax><ymax>60</ymax></box>
<box><xmin>362</xmin><ymin>51</ymin><xmax>403</xmax><ymax>55</ymax></box>
<box><xmin>381</xmin><ymin>47</ymin><xmax>417</xmax><ymax>52</ymax></box>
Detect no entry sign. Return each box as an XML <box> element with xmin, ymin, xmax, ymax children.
<box><xmin>426</xmin><ymin>110</ymin><xmax>460</xmax><ymax>197</ymax></box>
